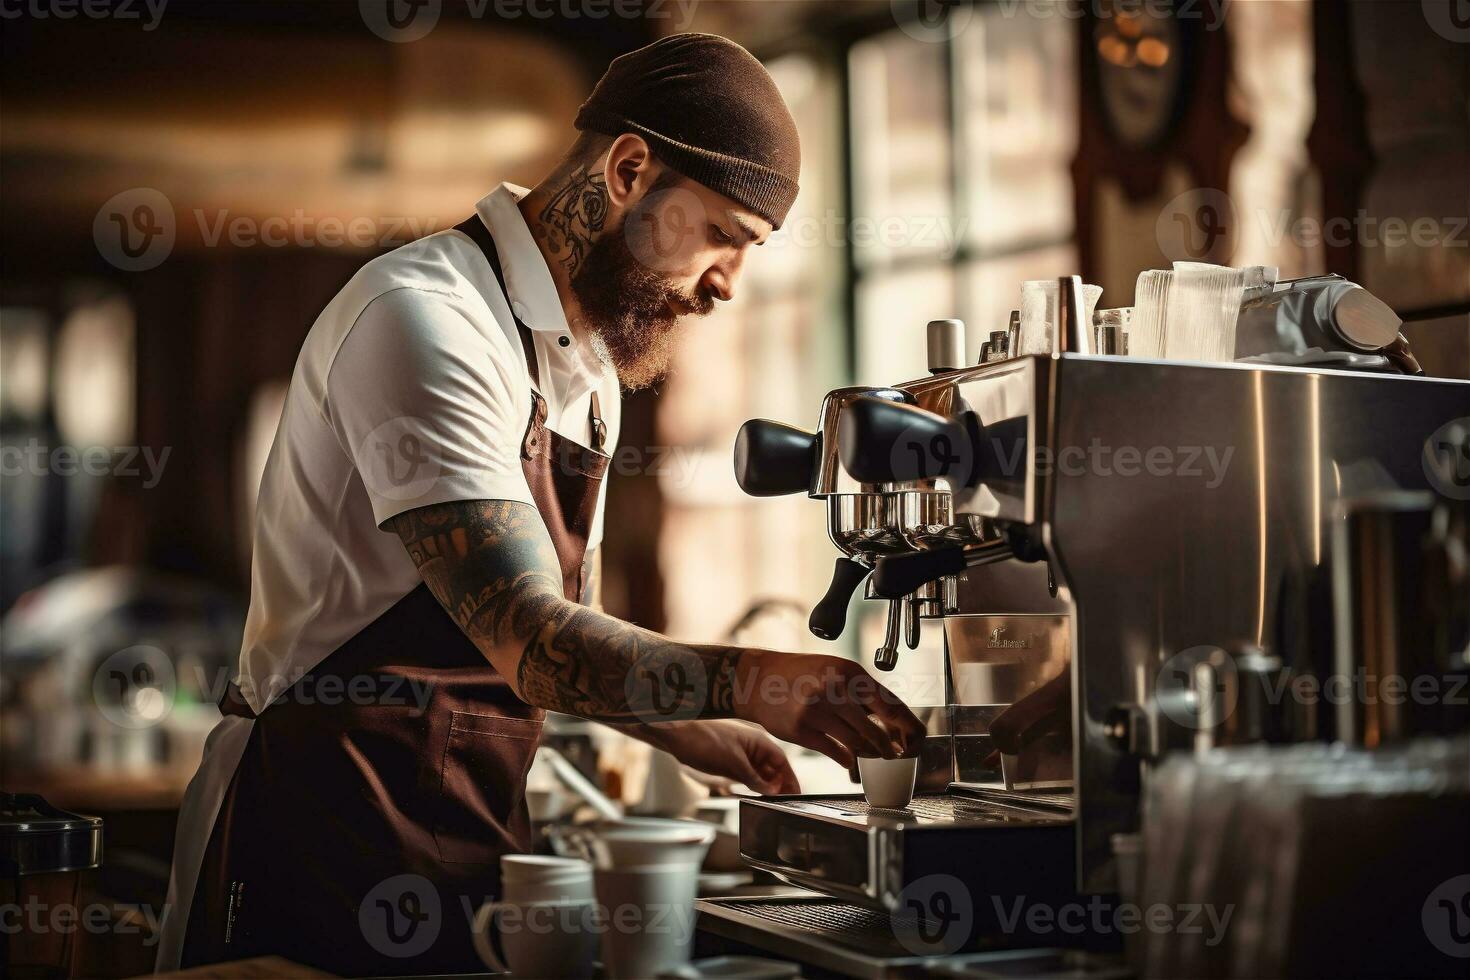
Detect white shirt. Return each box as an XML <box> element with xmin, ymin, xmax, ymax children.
<box><xmin>236</xmin><ymin>183</ymin><xmax>620</xmax><ymax>714</ymax></box>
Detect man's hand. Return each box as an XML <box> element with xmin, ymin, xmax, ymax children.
<box><xmin>389</xmin><ymin>500</ymin><xmax>926</xmax><ymax>771</ymax></box>
<box><xmin>650</xmin><ymin>719</ymin><xmax>801</xmax><ymax>796</ymax></box>
<box><xmin>732</xmin><ymin>651</ymin><xmax>926</xmax><ymax>770</ymax></box>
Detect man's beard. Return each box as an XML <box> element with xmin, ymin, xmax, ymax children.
<box><xmin>570</xmin><ymin>216</ymin><xmax>715</xmax><ymax>391</ymax></box>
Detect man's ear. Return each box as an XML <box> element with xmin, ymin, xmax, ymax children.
<box><xmin>602</xmin><ymin>133</ymin><xmax>659</xmax><ymax>210</ymax></box>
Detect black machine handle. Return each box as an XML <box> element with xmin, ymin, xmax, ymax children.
<box><xmin>733</xmin><ymin>419</ymin><xmax>819</xmax><ymax>497</ymax></box>
<box><xmin>871</xmin><ymin>546</ymin><xmax>969</xmax><ymax>599</ymax></box>
<box><xmin>838</xmin><ymin>397</ymin><xmax>981</xmax><ymax>486</ymax></box>
<box><xmin>808</xmin><ymin>557</ymin><xmax>870</xmax><ymax>640</ymax></box>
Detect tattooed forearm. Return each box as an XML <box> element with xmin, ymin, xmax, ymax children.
<box><xmin>390</xmin><ymin>500</ymin><xmax>741</xmax><ymax>722</ymax></box>
<box><xmin>536</xmin><ymin>166</ymin><xmax>608</xmax><ymax>279</ymax></box>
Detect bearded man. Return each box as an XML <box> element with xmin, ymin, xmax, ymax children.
<box><xmin>156</xmin><ymin>32</ymin><xmax>924</xmax><ymax>977</ymax></box>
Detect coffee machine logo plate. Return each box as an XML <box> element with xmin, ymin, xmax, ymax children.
<box><xmin>987</xmin><ymin>626</ymin><xmax>1033</xmax><ymax>650</ymax></box>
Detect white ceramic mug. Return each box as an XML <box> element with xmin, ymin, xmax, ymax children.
<box><xmin>594</xmin><ymin>865</ymin><xmax>701</xmax><ymax>980</ymax></box>
<box><xmin>472</xmin><ymin>898</ymin><xmax>599</xmax><ymax>979</ymax></box>
<box><xmin>500</xmin><ymin>854</ymin><xmax>594</xmax><ymax>905</ymax></box>
<box><xmin>584</xmin><ymin>817</ymin><xmax>717</xmax><ymax>870</ymax></box>
<box><xmin>857</xmin><ymin>755</ymin><xmax>918</xmax><ymax>809</ymax></box>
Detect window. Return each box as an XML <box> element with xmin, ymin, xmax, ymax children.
<box><xmin>850</xmin><ymin>5</ymin><xmax>1079</xmax><ymax>383</ymax></box>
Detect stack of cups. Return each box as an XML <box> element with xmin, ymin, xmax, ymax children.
<box><xmin>473</xmin><ymin>855</ymin><xmax>599</xmax><ymax>978</ymax></box>
<box><xmin>1018</xmin><ymin>279</ymin><xmax>1104</xmax><ymax>355</ymax></box>
<box><xmin>587</xmin><ymin>818</ymin><xmax>717</xmax><ymax>979</ymax></box>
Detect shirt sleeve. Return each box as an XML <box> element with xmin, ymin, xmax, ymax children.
<box><xmin>325</xmin><ymin>286</ymin><xmax>535</xmax><ymax>528</ymax></box>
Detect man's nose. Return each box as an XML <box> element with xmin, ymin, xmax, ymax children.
<box><xmin>704</xmin><ymin>269</ymin><xmax>734</xmax><ymax>303</ymax></box>
<box><xmin>703</xmin><ymin>253</ymin><xmax>745</xmax><ymax>303</ymax></box>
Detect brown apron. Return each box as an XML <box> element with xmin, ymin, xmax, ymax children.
<box><xmin>179</xmin><ymin>214</ymin><xmax>610</xmax><ymax>976</ymax></box>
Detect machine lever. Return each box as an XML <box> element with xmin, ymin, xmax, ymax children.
<box><xmin>808</xmin><ymin>557</ymin><xmax>869</xmax><ymax>641</ymax></box>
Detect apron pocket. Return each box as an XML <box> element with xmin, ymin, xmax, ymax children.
<box><xmin>432</xmin><ymin>710</ymin><xmax>543</xmax><ymax>865</ymax></box>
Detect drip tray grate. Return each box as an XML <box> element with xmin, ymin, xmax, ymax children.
<box><xmin>775</xmin><ymin>792</ymin><xmax>1070</xmax><ymax>826</ymax></box>
<box><xmin>711</xmin><ymin>897</ymin><xmax>927</xmax><ymax>958</ymax></box>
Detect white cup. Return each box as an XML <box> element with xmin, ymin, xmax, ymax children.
<box><xmin>500</xmin><ymin>854</ymin><xmax>594</xmax><ymax>905</ymax></box>
<box><xmin>595</xmin><ymin>865</ymin><xmax>702</xmax><ymax>980</ymax></box>
<box><xmin>574</xmin><ymin>817</ymin><xmax>714</xmax><ymax>978</ymax></box>
<box><xmin>857</xmin><ymin>756</ymin><xmax>919</xmax><ymax>809</ymax></box>
<box><xmin>472</xmin><ymin>898</ymin><xmax>599</xmax><ymax>979</ymax></box>
<box><xmin>584</xmin><ymin>817</ymin><xmax>717</xmax><ymax>870</ymax></box>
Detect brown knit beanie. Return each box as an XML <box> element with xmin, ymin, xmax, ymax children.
<box><xmin>575</xmin><ymin>33</ymin><xmax>801</xmax><ymax>229</ymax></box>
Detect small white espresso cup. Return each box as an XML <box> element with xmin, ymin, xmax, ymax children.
<box><xmin>857</xmin><ymin>755</ymin><xmax>919</xmax><ymax>809</ymax></box>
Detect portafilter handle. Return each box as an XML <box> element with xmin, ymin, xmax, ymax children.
<box><xmin>838</xmin><ymin>397</ymin><xmax>981</xmax><ymax>486</ymax></box>
<box><xmin>809</xmin><ymin>557</ymin><xmax>870</xmax><ymax>641</ymax></box>
<box><xmin>733</xmin><ymin>419</ymin><xmax>819</xmax><ymax>496</ymax></box>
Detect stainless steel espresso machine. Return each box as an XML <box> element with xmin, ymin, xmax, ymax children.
<box><xmin>698</xmin><ymin>276</ymin><xmax>1470</xmax><ymax>977</ymax></box>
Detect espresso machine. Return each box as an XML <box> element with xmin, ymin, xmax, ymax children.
<box><xmin>697</xmin><ymin>276</ymin><xmax>1470</xmax><ymax>976</ymax></box>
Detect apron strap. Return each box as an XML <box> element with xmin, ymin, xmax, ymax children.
<box><xmin>218</xmin><ymin>682</ymin><xmax>257</xmax><ymax>720</ymax></box>
<box><xmin>454</xmin><ymin>213</ymin><xmax>608</xmax><ymax>452</ymax></box>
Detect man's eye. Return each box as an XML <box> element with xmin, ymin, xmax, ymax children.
<box><xmin>710</xmin><ymin>225</ymin><xmax>734</xmax><ymax>245</ymax></box>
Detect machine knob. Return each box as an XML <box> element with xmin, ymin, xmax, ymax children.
<box><xmin>734</xmin><ymin>419</ymin><xmax>819</xmax><ymax>497</ymax></box>
<box><xmin>838</xmin><ymin>397</ymin><xmax>979</xmax><ymax>486</ymax></box>
<box><xmin>808</xmin><ymin>557</ymin><xmax>870</xmax><ymax>640</ymax></box>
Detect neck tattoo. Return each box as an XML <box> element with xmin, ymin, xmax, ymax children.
<box><xmin>537</xmin><ymin>166</ymin><xmax>609</xmax><ymax>280</ymax></box>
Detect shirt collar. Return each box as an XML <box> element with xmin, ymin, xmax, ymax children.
<box><xmin>476</xmin><ymin>182</ymin><xmax>571</xmax><ymax>338</ymax></box>
<box><xmin>475</xmin><ymin>182</ymin><xmax>608</xmax><ymax>406</ymax></box>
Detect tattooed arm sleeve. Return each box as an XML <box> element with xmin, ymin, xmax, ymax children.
<box><xmin>388</xmin><ymin>500</ymin><xmax>740</xmax><ymax>722</ymax></box>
